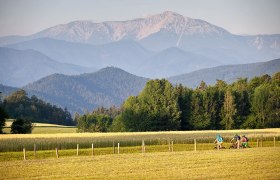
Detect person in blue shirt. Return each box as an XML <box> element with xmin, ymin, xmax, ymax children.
<box><xmin>214</xmin><ymin>134</ymin><xmax>224</xmax><ymax>149</ymax></box>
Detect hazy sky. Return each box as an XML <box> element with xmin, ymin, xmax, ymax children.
<box><xmin>0</xmin><ymin>0</ymin><xmax>279</xmax><ymax>36</ymax></box>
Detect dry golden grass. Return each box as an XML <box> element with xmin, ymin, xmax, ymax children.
<box><xmin>1</xmin><ymin>129</ymin><xmax>279</xmax><ymax>153</ymax></box>
<box><xmin>3</xmin><ymin>119</ymin><xmax>76</xmax><ymax>134</ymax></box>
<box><xmin>1</xmin><ymin>128</ymin><xmax>280</xmax><ymax>139</ymax></box>
<box><xmin>4</xmin><ymin>119</ymin><xmax>75</xmax><ymax>128</ymax></box>
<box><xmin>1</xmin><ymin>147</ymin><xmax>279</xmax><ymax>179</ymax></box>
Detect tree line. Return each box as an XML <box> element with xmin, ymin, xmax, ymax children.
<box><xmin>0</xmin><ymin>89</ymin><xmax>74</xmax><ymax>129</ymax></box>
<box><xmin>76</xmin><ymin>72</ymin><xmax>280</xmax><ymax>132</ymax></box>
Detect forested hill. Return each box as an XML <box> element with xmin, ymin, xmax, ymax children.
<box><xmin>3</xmin><ymin>89</ymin><xmax>73</xmax><ymax>125</ymax></box>
<box><xmin>168</xmin><ymin>59</ymin><xmax>280</xmax><ymax>88</ymax></box>
<box><xmin>23</xmin><ymin>67</ymin><xmax>148</xmax><ymax>114</ymax></box>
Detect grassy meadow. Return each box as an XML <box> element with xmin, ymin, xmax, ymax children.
<box><xmin>1</xmin><ymin>147</ymin><xmax>279</xmax><ymax>179</ymax></box>
<box><xmin>0</xmin><ymin>128</ymin><xmax>279</xmax><ymax>155</ymax></box>
<box><xmin>3</xmin><ymin>119</ymin><xmax>77</xmax><ymax>134</ymax></box>
<box><xmin>0</xmin><ymin>128</ymin><xmax>279</xmax><ymax>179</ymax></box>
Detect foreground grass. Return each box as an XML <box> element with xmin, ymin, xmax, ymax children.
<box><xmin>0</xmin><ymin>141</ymin><xmax>278</xmax><ymax>162</ymax></box>
<box><xmin>1</xmin><ymin>147</ymin><xmax>279</xmax><ymax>179</ymax></box>
<box><xmin>0</xmin><ymin>143</ymin><xmax>230</xmax><ymax>161</ymax></box>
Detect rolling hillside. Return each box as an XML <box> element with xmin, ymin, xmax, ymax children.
<box><xmin>168</xmin><ymin>58</ymin><xmax>280</xmax><ymax>88</ymax></box>
<box><xmin>23</xmin><ymin>67</ymin><xmax>148</xmax><ymax>113</ymax></box>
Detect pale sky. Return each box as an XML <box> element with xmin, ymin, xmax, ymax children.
<box><xmin>0</xmin><ymin>0</ymin><xmax>279</xmax><ymax>37</ymax></box>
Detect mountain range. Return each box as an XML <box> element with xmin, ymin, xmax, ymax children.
<box><xmin>0</xmin><ymin>47</ymin><xmax>95</xmax><ymax>87</ymax></box>
<box><xmin>1</xmin><ymin>11</ymin><xmax>280</xmax><ymax>86</ymax></box>
<box><xmin>1</xmin><ymin>60</ymin><xmax>279</xmax><ymax>114</ymax></box>
<box><xmin>168</xmin><ymin>58</ymin><xmax>280</xmax><ymax>88</ymax></box>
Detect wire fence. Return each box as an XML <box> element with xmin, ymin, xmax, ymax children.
<box><xmin>0</xmin><ymin>136</ymin><xmax>279</xmax><ymax>161</ymax></box>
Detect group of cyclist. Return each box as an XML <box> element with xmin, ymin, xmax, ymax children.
<box><xmin>214</xmin><ymin>134</ymin><xmax>249</xmax><ymax>149</ymax></box>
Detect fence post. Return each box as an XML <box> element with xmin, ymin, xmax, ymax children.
<box><xmin>113</xmin><ymin>141</ymin><xmax>116</xmax><ymax>154</ymax></box>
<box><xmin>55</xmin><ymin>148</ymin><xmax>59</xmax><ymax>158</ymax></box>
<box><xmin>171</xmin><ymin>141</ymin><xmax>174</xmax><ymax>152</ymax></box>
<box><xmin>142</xmin><ymin>140</ymin><xmax>145</xmax><ymax>153</ymax></box>
<box><xmin>274</xmin><ymin>137</ymin><xmax>276</xmax><ymax>147</ymax></box>
<box><xmin>77</xmin><ymin>144</ymin><xmax>79</xmax><ymax>156</ymax></box>
<box><xmin>92</xmin><ymin>143</ymin><xmax>94</xmax><ymax>156</ymax></box>
<box><xmin>118</xmin><ymin>143</ymin><xmax>120</xmax><ymax>154</ymax></box>
<box><xmin>168</xmin><ymin>138</ymin><xmax>171</xmax><ymax>152</ymax></box>
<box><xmin>257</xmin><ymin>139</ymin><xmax>259</xmax><ymax>148</ymax></box>
<box><xmin>23</xmin><ymin>148</ymin><xmax>26</xmax><ymax>160</ymax></box>
<box><xmin>261</xmin><ymin>138</ymin><xmax>263</xmax><ymax>147</ymax></box>
<box><xmin>194</xmin><ymin>139</ymin><xmax>197</xmax><ymax>152</ymax></box>
<box><xmin>34</xmin><ymin>144</ymin><xmax>36</xmax><ymax>157</ymax></box>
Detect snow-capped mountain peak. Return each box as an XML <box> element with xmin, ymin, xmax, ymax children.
<box><xmin>32</xmin><ymin>11</ymin><xmax>229</xmax><ymax>44</ymax></box>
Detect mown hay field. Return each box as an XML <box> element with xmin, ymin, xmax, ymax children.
<box><xmin>1</xmin><ymin>147</ymin><xmax>279</xmax><ymax>179</ymax></box>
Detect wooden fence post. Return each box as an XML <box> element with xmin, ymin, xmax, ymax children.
<box><xmin>261</xmin><ymin>138</ymin><xmax>263</xmax><ymax>147</ymax></box>
<box><xmin>274</xmin><ymin>137</ymin><xmax>276</xmax><ymax>147</ymax></box>
<box><xmin>257</xmin><ymin>139</ymin><xmax>259</xmax><ymax>148</ymax></box>
<box><xmin>142</xmin><ymin>140</ymin><xmax>145</xmax><ymax>153</ymax></box>
<box><xmin>77</xmin><ymin>144</ymin><xmax>79</xmax><ymax>156</ymax></box>
<box><xmin>194</xmin><ymin>139</ymin><xmax>197</xmax><ymax>152</ymax></box>
<box><xmin>168</xmin><ymin>138</ymin><xmax>171</xmax><ymax>152</ymax></box>
<box><xmin>23</xmin><ymin>148</ymin><xmax>26</xmax><ymax>160</ymax></box>
<box><xmin>92</xmin><ymin>143</ymin><xmax>94</xmax><ymax>156</ymax></box>
<box><xmin>113</xmin><ymin>141</ymin><xmax>115</xmax><ymax>154</ymax></box>
<box><xmin>118</xmin><ymin>143</ymin><xmax>120</xmax><ymax>154</ymax></box>
<box><xmin>55</xmin><ymin>148</ymin><xmax>59</xmax><ymax>158</ymax></box>
<box><xmin>171</xmin><ymin>141</ymin><xmax>174</xmax><ymax>152</ymax></box>
<box><xmin>34</xmin><ymin>144</ymin><xmax>36</xmax><ymax>157</ymax></box>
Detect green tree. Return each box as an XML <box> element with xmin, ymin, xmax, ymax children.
<box><xmin>11</xmin><ymin>118</ymin><xmax>33</xmax><ymax>134</ymax></box>
<box><xmin>272</xmin><ymin>72</ymin><xmax>280</xmax><ymax>86</ymax></box>
<box><xmin>121</xmin><ymin>79</ymin><xmax>181</xmax><ymax>131</ymax></box>
<box><xmin>232</xmin><ymin>78</ymin><xmax>250</xmax><ymax>128</ymax></box>
<box><xmin>252</xmin><ymin>84</ymin><xmax>280</xmax><ymax>128</ymax></box>
<box><xmin>110</xmin><ymin>115</ymin><xmax>125</xmax><ymax>132</ymax></box>
<box><xmin>0</xmin><ymin>107</ymin><xmax>8</xmax><ymax>133</ymax></box>
<box><xmin>76</xmin><ymin>113</ymin><xmax>112</xmax><ymax>132</ymax></box>
<box><xmin>0</xmin><ymin>106</ymin><xmax>9</xmax><ymax>134</ymax></box>
<box><xmin>252</xmin><ymin>84</ymin><xmax>270</xmax><ymax>128</ymax></box>
<box><xmin>175</xmin><ymin>84</ymin><xmax>193</xmax><ymax>130</ymax></box>
<box><xmin>0</xmin><ymin>92</ymin><xmax>9</xmax><ymax>133</ymax></box>
<box><xmin>121</xmin><ymin>96</ymin><xmax>149</xmax><ymax>131</ymax></box>
<box><xmin>204</xmin><ymin>86</ymin><xmax>223</xmax><ymax>129</ymax></box>
<box><xmin>189</xmin><ymin>90</ymin><xmax>211</xmax><ymax>130</ymax></box>
<box><xmin>221</xmin><ymin>90</ymin><xmax>237</xmax><ymax>129</ymax></box>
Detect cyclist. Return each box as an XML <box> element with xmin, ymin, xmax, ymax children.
<box><xmin>241</xmin><ymin>135</ymin><xmax>249</xmax><ymax>148</ymax></box>
<box><xmin>214</xmin><ymin>134</ymin><xmax>224</xmax><ymax>150</ymax></box>
<box><xmin>230</xmin><ymin>134</ymin><xmax>241</xmax><ymax>149</ymax></box>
